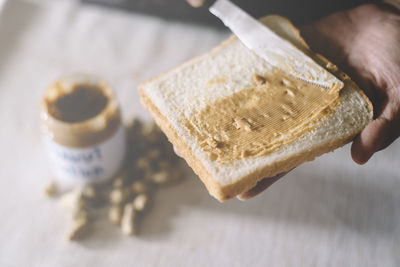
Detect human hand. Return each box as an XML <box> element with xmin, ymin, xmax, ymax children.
<box><xmin>302</xmin><ymin>3</ymin><xmax>400</xmax><ymax>164</ymax></box>
<box><xmin>239</xmin><ymin>3</ymin><xmax>400</xmax><ymax>200</ymax></box>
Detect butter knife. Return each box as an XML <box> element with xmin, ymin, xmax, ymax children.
<box><xmin>209</xmin><ymin>0</ymin><xmax>343</xmax><ymax>91</ymax></box>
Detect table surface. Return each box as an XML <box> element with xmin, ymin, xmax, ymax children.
<box><xmin>0</xmin><ymin>1</ymin><xmax>399</xmax><ymax>266</ymax></box>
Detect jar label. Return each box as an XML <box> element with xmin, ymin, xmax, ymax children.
<box><xmin>42</xmin><ymin>125</ymin><xmax>126</xmax><ymax>185</ymax></box>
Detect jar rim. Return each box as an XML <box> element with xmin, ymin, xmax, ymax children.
<box><xmin>40</xmin><ymin>74</ymin><xmax>121</xmax><ymax>147</ymax></box>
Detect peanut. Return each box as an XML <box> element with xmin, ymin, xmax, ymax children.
<box><xmin>121</xmin><ymin>203</ymin><xmax>136</xmax><ymax>236</ymax></box>
<box><xmin>133</xmin><ymin>194</ymin><xmax>148</xmax><ymax>212</ymax></box>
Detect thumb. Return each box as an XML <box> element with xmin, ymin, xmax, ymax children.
<box><xmin>351</xmin><ymin>115</ymin><xmax>399</xmax><ymax>164</ymax></box>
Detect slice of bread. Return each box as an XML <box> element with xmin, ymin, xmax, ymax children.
<box><xmin>139</xmin><ymin>15</ymin><xmax>373</xmax><ymax>202</ymax></box>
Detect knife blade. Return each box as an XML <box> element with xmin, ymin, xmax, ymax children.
<box><xmin>209</xmin><ymin>0</ymin><xmax>343</xmax><ymax>91</ymax></box>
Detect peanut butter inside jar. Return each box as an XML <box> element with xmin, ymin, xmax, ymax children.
<box><xmin>41</xmin><ymin>74</ymin><xmax>122</xmax><ymax>148</ymax></box>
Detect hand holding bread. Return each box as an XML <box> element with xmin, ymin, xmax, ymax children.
<box><xmin>139</xmin><ymin>14</ymin><xmax>373</xmax><ymax>201</ymax></box>
<box><xmin>302</xmin><ymin>3</ymin><xmax>400</xmax><ymax>165</ymax></box>
<box><xmin>238</xmin><ymin>3</ymin><xmax>400</xmax><ymax>200</ymax></box>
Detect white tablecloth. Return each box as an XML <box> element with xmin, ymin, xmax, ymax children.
<box><xmin>0</xmin><ymin>1</ymin><xmax>399</xmax><ymax>266</ymax></box>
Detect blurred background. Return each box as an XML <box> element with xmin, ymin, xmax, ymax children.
<box><xmin>81</xmin><ymin>0</ymin><xmax>370</xmax><ymax>26</ymax></box>
<box><xmin>0</xmin><ymin>0</ymin><xmax>398</xmax><ymax>266</ymax></box>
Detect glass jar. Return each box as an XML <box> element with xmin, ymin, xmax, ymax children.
<box><xmin>40</xmin><ymin>74</ymin><xmax>126</xmax><ymax>186</ymax></box>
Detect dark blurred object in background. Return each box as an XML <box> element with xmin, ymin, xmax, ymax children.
<box><xmin>81</xmin><ymin>0</ymin><xmax>378</xmax><ymax>28</ymax></box>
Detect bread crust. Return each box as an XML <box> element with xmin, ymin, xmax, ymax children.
<box><xmin>139</xmin><ymin>87</ymin><xmax>225</xmax><ymax>199</ymax></box>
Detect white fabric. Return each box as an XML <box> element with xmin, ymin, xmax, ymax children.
<box><xmin>0</xmin><ymin>1</ymin><xmax>399</xmax><ymax>266</ymax></box>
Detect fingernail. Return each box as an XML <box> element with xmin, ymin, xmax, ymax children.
<box><xmin>354</xmin><ymin>157</ymin><xmax>367</xmax><ymax>165</ymax></box>
<box><xmin>354</xmin><ymin>153</ymin><xmax>371</xmax><ymax>165</ymax></box>
<box><xmin>173</xmin><ymin>146</ymin><xmax>182</xmax><ymax>157</ymax></box>
<box><xmin>236</xmin><ymin>195</ymin><xmax>246</xmax><ymax>201</ymax></box>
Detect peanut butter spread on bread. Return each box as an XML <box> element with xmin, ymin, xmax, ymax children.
<box><xmin>183</xmin><ymin>69</ymin><xmax>341</xmax><ymax>164</ymax></box>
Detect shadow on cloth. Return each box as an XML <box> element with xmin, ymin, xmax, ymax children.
<box><xmin>137</xmin><ymin>158</ymin><xmax>399</xmax><ymax>240</ymax></box>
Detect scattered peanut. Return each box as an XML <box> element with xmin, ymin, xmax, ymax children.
<box><xmin>43</xmin><ymin>181</ymin><xmax>58</xmax><ymax>197</ymax></box>
<box><xmin>82</xmin><ymin>186</ymin><xmax>96</xmax><ymax>199</ymax></box>
<box><xmin>108</xmin><ymin>205</ymin><xmax>123</xmax><ymax>225</ymax></box>
<box><xmin>74</xmin><ymin>208</ymin><xmax>89</xmax><ymax>221</ymax></box>
<box><xmin>121</xmin><ymin>203</ymin><xmax>136</xmax><ymax>236</ymax></box>
<box><xmin>67</xmin><ymin>214</ymin><xmax>89</xmax><ymax>241</ymax></box>
<box><xmin>109</xmin><ymin>188</ymin><xmax>130</xmax><ymax>205</ymax></box>
<box><xmin>133</xmin><ymin>194</ymin><xmax>148</xmax><ymax>212</ymax></box>
<box><xmin>151</xmin><ymin>171</ymin><xmax>169</xmax><ymax>185</ymax></box>
<box><xmin>45</xmin><ymin>119</ymin><xmax>185</xmax><ymax>241</ymax></box>
<box><xmin>59</xmin><ymin>188</ymin><xmax>84</xmax><ymax>215</ymax></box>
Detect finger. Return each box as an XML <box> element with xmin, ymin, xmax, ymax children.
<box><xmin>173</xmin><ymin>146</ymin><xmax>182</xmax><ymax>157</ymax></box>
<box><xmin>351</xmin><ymin>115</ymin><xmax>399</xmax><ymax>164</ymax></box>
<box><xmin>237</xmin><ymin>172</ymin><xmax>287</xmax><ymax>201</ymax></box>
<box><xmin>300</xmin><ymin>16</ymin><xmax>350</xmax><ymax>67</ymax></box>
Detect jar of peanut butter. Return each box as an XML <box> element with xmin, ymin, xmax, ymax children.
<box><xmin>40</xmin><ymin>74</ymin><xmax>126</xmax><ymax>186</ymax></box>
